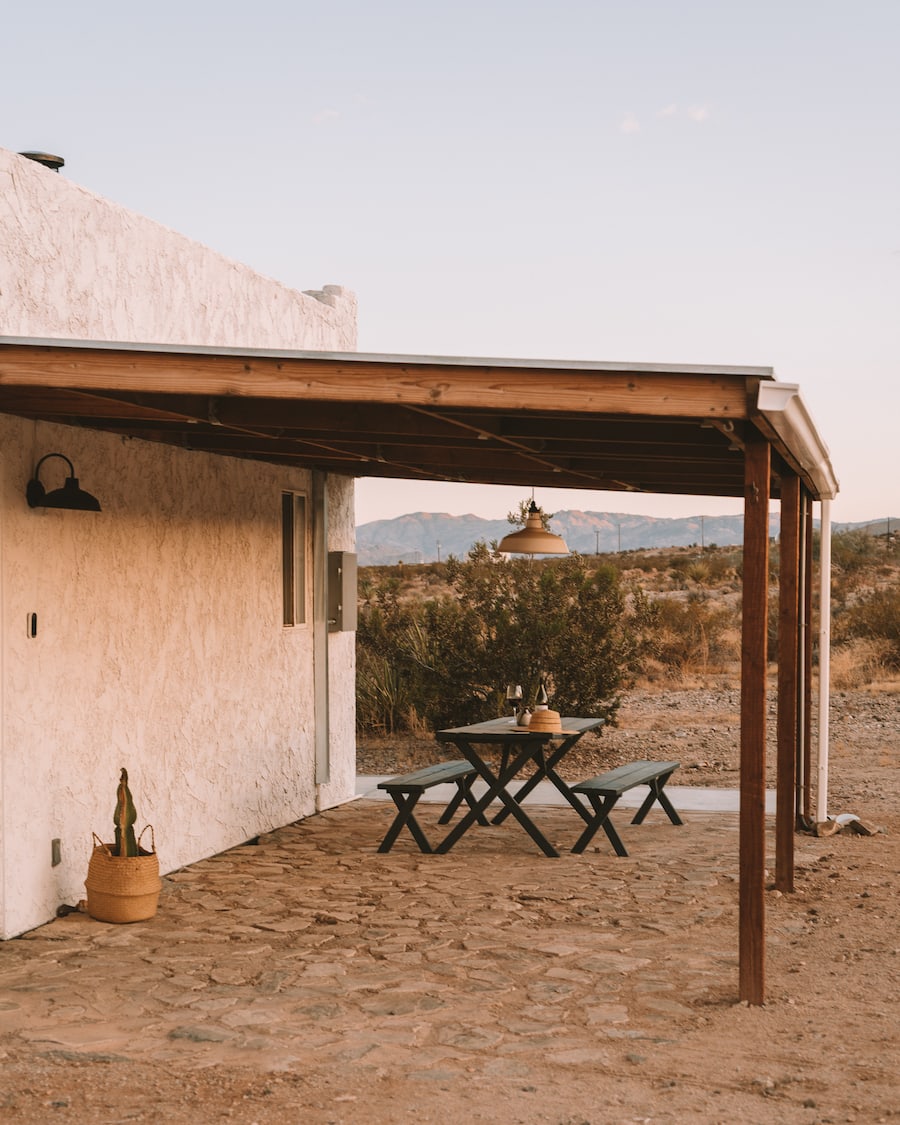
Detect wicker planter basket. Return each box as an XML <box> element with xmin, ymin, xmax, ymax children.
<box><xmin>85</xmin><ymin>827</ymin><xmax>161</xmax><ymax>924</ymax></box>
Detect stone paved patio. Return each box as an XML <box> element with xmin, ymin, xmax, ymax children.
<box><xmin>0</xmin><ymin>796</ymin><xmax>895</xmax><ymax>1123</ymax></box>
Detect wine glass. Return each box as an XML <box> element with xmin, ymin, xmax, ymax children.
<box><xmin>505</xmin><ymin>683</ymin><xmax>523</xmax><ymax>723</ymax></box>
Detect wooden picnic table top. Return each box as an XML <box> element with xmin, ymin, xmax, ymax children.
<box><xmin>437</xmin><ymin>716</ymin><xmax>605</xmax><ymax>743</ymax></box>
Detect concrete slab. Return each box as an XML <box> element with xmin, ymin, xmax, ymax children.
<box><xmin>355</xmin><ymin>775</ymin><xmax>776</xmax><ymax>814</ymax></box>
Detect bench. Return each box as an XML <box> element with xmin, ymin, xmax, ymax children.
<box><xmin>376</xmin><ymin>760</ymin><xmax>488</xmax><ymax>853</ymax></box>
<box><xmin>570</xmin><ymin>761</ymin><xmax>682</xmax><ymax>856</ymax></box>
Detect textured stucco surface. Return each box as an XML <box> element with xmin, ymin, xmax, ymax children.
<box><xmin>0</xmin><ymin>149</ymin><xmax>357</xmax><ymax>351</ymax></box>
<box><xmin>0</xmin><ymin>147</ymin><xmax>358</xmax><ymax>937</ymax></box>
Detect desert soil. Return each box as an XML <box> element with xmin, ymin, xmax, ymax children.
<box><xmin>359</xmin><ymin>682</ymin><xmax>898</xmax><ymax>817</ymax></box>
<box><xmin>0</xmin><ymin>684</ymin><xmax>897</xmax><ymax>1124</ymax></box>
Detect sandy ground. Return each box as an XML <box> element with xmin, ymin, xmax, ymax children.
<box><xmin>0</xmin><ymin>686</ymin><xmax>897</xmax><ymax>1124</ymax></box>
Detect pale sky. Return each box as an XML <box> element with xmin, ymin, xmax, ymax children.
<box><xmin>4</xmin><ymin>0</ymin><xmax>897</xmax><ymax>525</ymax></box>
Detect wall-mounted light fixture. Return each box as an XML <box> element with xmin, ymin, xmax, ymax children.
<box><xmin>26</xmin><ymin>453</ymin><xmax>101</xmax><ymax>511</ymax></box>
<box><xmin>498</xmin><ymin>499</ymin><xmax>568</xmax><ymax>555</ymax></box>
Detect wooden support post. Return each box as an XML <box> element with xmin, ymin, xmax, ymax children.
<box><xmin>740</xmin><ymin>432</ymin><xmax>770</xmax><ymax>1005</ymax></box>
<box><xmin>776</xmin><ymin>473</ymin><xmax>801</xmax><ymax>892</ymax></box>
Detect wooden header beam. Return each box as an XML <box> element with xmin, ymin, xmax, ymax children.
<box><xmin>0</xmin><ymin>344</ymin><xmax>754</xmax><ymax>420</ymax></box>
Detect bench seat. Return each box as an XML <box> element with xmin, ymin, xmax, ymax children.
<box><xmin>376</xmin><ymin>760</ymin><xmax>487</xmax><ymax>853</ymax></box>
<box><xmin>571</xmin><ymin>760</ymin><xmax>682</xmax><ymax>856</ymax></box>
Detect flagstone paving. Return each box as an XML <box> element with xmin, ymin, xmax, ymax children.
<box><xmin>0</xmin><ymin>798</ymin><xmax>896</xmax><ymax>1123</ymax></box>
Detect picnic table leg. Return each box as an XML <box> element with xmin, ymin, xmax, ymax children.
<box><xmin>438</xmin><ymin>775</ymin><xmax>490</xmax><ymax>826</ymax></box>
<box><xmin>377</xmin><ymin>792</ymin><xmax>433</xmax><ymax>854</ymax></box>
<box><xmin>492</xmin><ymin>737</ymin><xmax>592</xmax><ymax>824</ymax></box>
<box><xmin>436</xmin><ymin>744</ymin><xmax>560</xmax><ymax>857</ymax></box>
<box><xmin>630</xmin><ymin>773</ymin><xmax>684</xmax><ymax>826</ymax></box>
<box><xmin>434</xmin><ymin>778</ymin><xmax>505</xmax><ymax>853</ymax></box>
<box><xmin>570</xmin><ymin>793</ymin><xmax>629</xmax><ymax>856</ymax></box>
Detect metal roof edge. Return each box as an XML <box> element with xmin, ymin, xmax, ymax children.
<box><xmin>0</xmin><ymin>336</ymin><xmax>775</xmax><ymax>379</ymax></box>
<box><xmin>756</xmin><ymin>382</ymin><xmax>839</xmax><ymax>500</ymax></box>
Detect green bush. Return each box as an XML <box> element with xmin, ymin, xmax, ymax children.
<box><xmin>356</xmin><ymin>545</ymin><xmax>654</xmax><ymax>733</ymax></box>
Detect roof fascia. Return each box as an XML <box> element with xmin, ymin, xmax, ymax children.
<box><xmin>755</xmin><ymin>382</ymin><xmax>839</xmax><ymax>500</ymax></box>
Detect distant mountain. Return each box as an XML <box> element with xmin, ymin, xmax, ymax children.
<box><xmin>356</xmin><ymin>509</ymin><xmax>762</xmax><ymax>565</ymax></box>
<box><xmin>356</xmin><ymin>511</ymin><xmax>897</xmax><ymax>566</ymax></box>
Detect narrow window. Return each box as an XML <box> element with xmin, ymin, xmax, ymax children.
<box><xmin>282</xmin><ymin>492</ymin><xmax>307</xmax><ymax>625</ymax></box>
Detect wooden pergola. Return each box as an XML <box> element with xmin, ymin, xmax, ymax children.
<box><xmin>0</xmin><ymin>338</ymin><xmax>838</xmax><ymax>1003</ymax></box>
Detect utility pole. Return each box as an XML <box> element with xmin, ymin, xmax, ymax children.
<box><xmin>595</xmin><ymin>529</ymin><xmax>600</xmax><ymax>555</ymax></box>
<box><xmin>436</xmin><ymin>540</ymin><xmax>441</xmax><ymax>562</ymax></box>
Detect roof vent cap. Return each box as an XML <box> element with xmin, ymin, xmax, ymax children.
<box><xmin>19</xmin><ymin>151</ymin><xmax>64</xmax><ymax>172</ymax></box>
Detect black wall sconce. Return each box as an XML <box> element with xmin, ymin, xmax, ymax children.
<box><xmin>26</xmin><ymin>453</ymin><xmax>102</xmax><ymax>511</ymax></box>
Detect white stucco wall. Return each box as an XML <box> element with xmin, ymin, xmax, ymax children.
<box><xmin>0</xmin><ymin>148</ymin><xmax>357</xmax><ymax>351</ymax></box>
<box><xmin>0</xmin><ymin>147</ymin><xmax>359</xmax><ymax>937</ymax></box>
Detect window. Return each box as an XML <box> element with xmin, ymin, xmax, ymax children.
<box><xmin>282</xmin><ymin>492</ymin><xmax>307</xmax><ymax>626</ymax></box>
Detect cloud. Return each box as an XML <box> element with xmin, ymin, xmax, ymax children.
<box><xmin>619</xmin><ymin>113</ymin><xmax>641</xmax><ymax>134</ymax></box>
<box><xmin>659</xmin><ymin>104</ymin><xmax>678</xmax><ymax>117</ymax></box>
<box><xmin>687</xmin><ymin>105</ymin><xmax>711</xmax><ymax>122</ymax></box>
<box><xmin>312</xmin><ymin>108</ymin><xmax>341</xmax><ymax>126</ymax></box>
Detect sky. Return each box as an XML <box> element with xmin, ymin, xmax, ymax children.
<box><xmin>4</xmin><ymin>0</ymin><xmax>897</xmax><ymax>526</ymax></box>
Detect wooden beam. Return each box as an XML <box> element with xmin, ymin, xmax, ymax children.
<box><xmin>740</xmin><ymin>430</ymin><xmax>770</xmax><ymax>1004</ymax></box>
<box><xmin>776</xmin><ymin>472</ymin><xmax>801</xmax><ymax>892</ymax></box>
<box><xmin>0</xmin><ymin>344</ymin><xmax>752</xmax><ymax>419</ymax></box>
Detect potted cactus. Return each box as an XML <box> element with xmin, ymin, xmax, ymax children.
<box><xmin>84</xmin><ymin>768</ymin><xmax>161</xmax><ymax>923</ymax></box>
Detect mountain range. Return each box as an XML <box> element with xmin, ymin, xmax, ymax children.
<box><xmin>356</xmin><ymin>510</ymin><xmax>895</xmax><ymax>566</ymax></box>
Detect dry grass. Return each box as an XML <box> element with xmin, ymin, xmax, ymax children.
<box><xmin>830</xmin><ymin>637</ymin><xmax>896</xmax><ymax>689</ymax></box>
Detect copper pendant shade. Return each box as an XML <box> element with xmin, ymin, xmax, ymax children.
<box><xmin>498</xmin><ymin>500</ymin><xmax>568</xmax><ymax>555</ymax></box>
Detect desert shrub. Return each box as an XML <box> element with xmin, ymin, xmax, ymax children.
<box><xmin>832</xmin><ymin>585</ymin><xmax>900</xmax><ymax>669</ymax></box>
<box><xmin>830</xmin><ymin>638</ymin><xmax>897</xmax><ymax>689</ymax></box>
<box><xmin>356</xmin><ymin>649</ymin><xmax>413</xmax><ymax>734</ymax></box>
<box><xmin>829</xmin><ymin>529</ymin><xmax>880</xmax><ymax>577</ymax></box>
<box><xmin>646</xmin><ymin>594</ymin><xmax>738</xmax><ymax>675</ymax></box>
<box><xmin>357</xmin><ymin>545</ymin><xmax>654</xmax><ymax>733</ymax></box>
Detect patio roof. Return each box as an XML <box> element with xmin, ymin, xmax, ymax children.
<box><xmin>1</xmin><ymin>334</ymin><xmax>839</xmax><ymax>1005</ymax></box>
<box><xmin>0</xmin><ymin>338</ymin><xmax>837</xmax><ymax>502</ymax></box>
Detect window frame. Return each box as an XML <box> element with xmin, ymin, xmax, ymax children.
<box><xmin>282</xmin><ymin>491</ymin><xmax>308</xmax><ymax>627</ymax></box>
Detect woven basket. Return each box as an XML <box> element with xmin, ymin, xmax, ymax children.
<box><xmin>85</xmin><ymin>827</ymin><xmax>161</xmax><ymax>924</ymax></box>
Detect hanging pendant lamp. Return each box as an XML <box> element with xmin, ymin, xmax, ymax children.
<box><xmin>498</xmin><ymin>500</ymin><xmax>568</xmax><ymax>555</ymax></box>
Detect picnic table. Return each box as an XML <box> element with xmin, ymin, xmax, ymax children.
<box><xmin>432</xmin><ymin>716</ymin><xmax>605</xmax><ymax>857</ymax></box>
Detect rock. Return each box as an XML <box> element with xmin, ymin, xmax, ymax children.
<box><xmin>846</xmin><ymin>818</ymin><xmax>884</xmax><ymax>836</ymax></box>
<box><xmin>814</xmin><ymin>820</ymin><xmax>843</xmax><ymax>837</ymax></box>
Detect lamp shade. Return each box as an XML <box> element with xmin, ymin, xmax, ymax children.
<box><xmin>26</xmin><ymin>453</ymin><xmax>102</xmax><ymax>511</ymax></box>
<box><xmin>498</xmin><ymin>502</ymin><xmax>568</xmax><ymax>555</ymax></box>
<box><xmin>41</xmin><ymin>476</ymin><xmax>102</xmax><ymax>511</ymax></box>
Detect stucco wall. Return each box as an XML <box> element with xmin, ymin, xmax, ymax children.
<box><xmin>0</xmin><ymin>147</ymin><xmax>359</xmax><ymax>937</ymax></box>
<box><xmin>0</xmin><ymin>148</ymin><xmax>357</xmax><ymax>350</ymax></box>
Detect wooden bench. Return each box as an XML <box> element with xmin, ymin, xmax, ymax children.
<box><xmin>570</xmin><ymin>761</ymin><xmax>682</xmax><ymax>856</ymax></box>
<box><xmin>376</xmin><ymin>760</ymin><xmax>487</xmax><ymax>853</ymax></box>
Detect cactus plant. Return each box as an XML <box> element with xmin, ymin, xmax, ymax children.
<box><xmin>113</xmin><ymin>767</ymin><xmax>138</xmax><ymax>857</ymax></box>
<box><xmin>86</xmin><ymin>767</ymin><xmax>160</xmax><ymax>922</ymax></box>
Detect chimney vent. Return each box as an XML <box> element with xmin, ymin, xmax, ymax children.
<box><xmin>19</xmin><ymin>151</ymin><xmax>65</xmax><ymax>172</ymax></box>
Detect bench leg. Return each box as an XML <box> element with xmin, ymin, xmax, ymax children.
<box><xmin>570</xmin><ymin>794</ymin><xmax>629</xmax><ymax>857</ymax></box>
<box><xmin>377</xmin><ymin>792</ymin><xmax>433</xmax><ymax>854</ymax></box>
<box><xmin>630</xmin><ymin>774</ymin><xmax>684</xmax><ymax>826</ymax></box>
<box><xmin>438</xmin><ymin>775</ymin><xmax>490</xmax><ymax>826</ymax></box>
